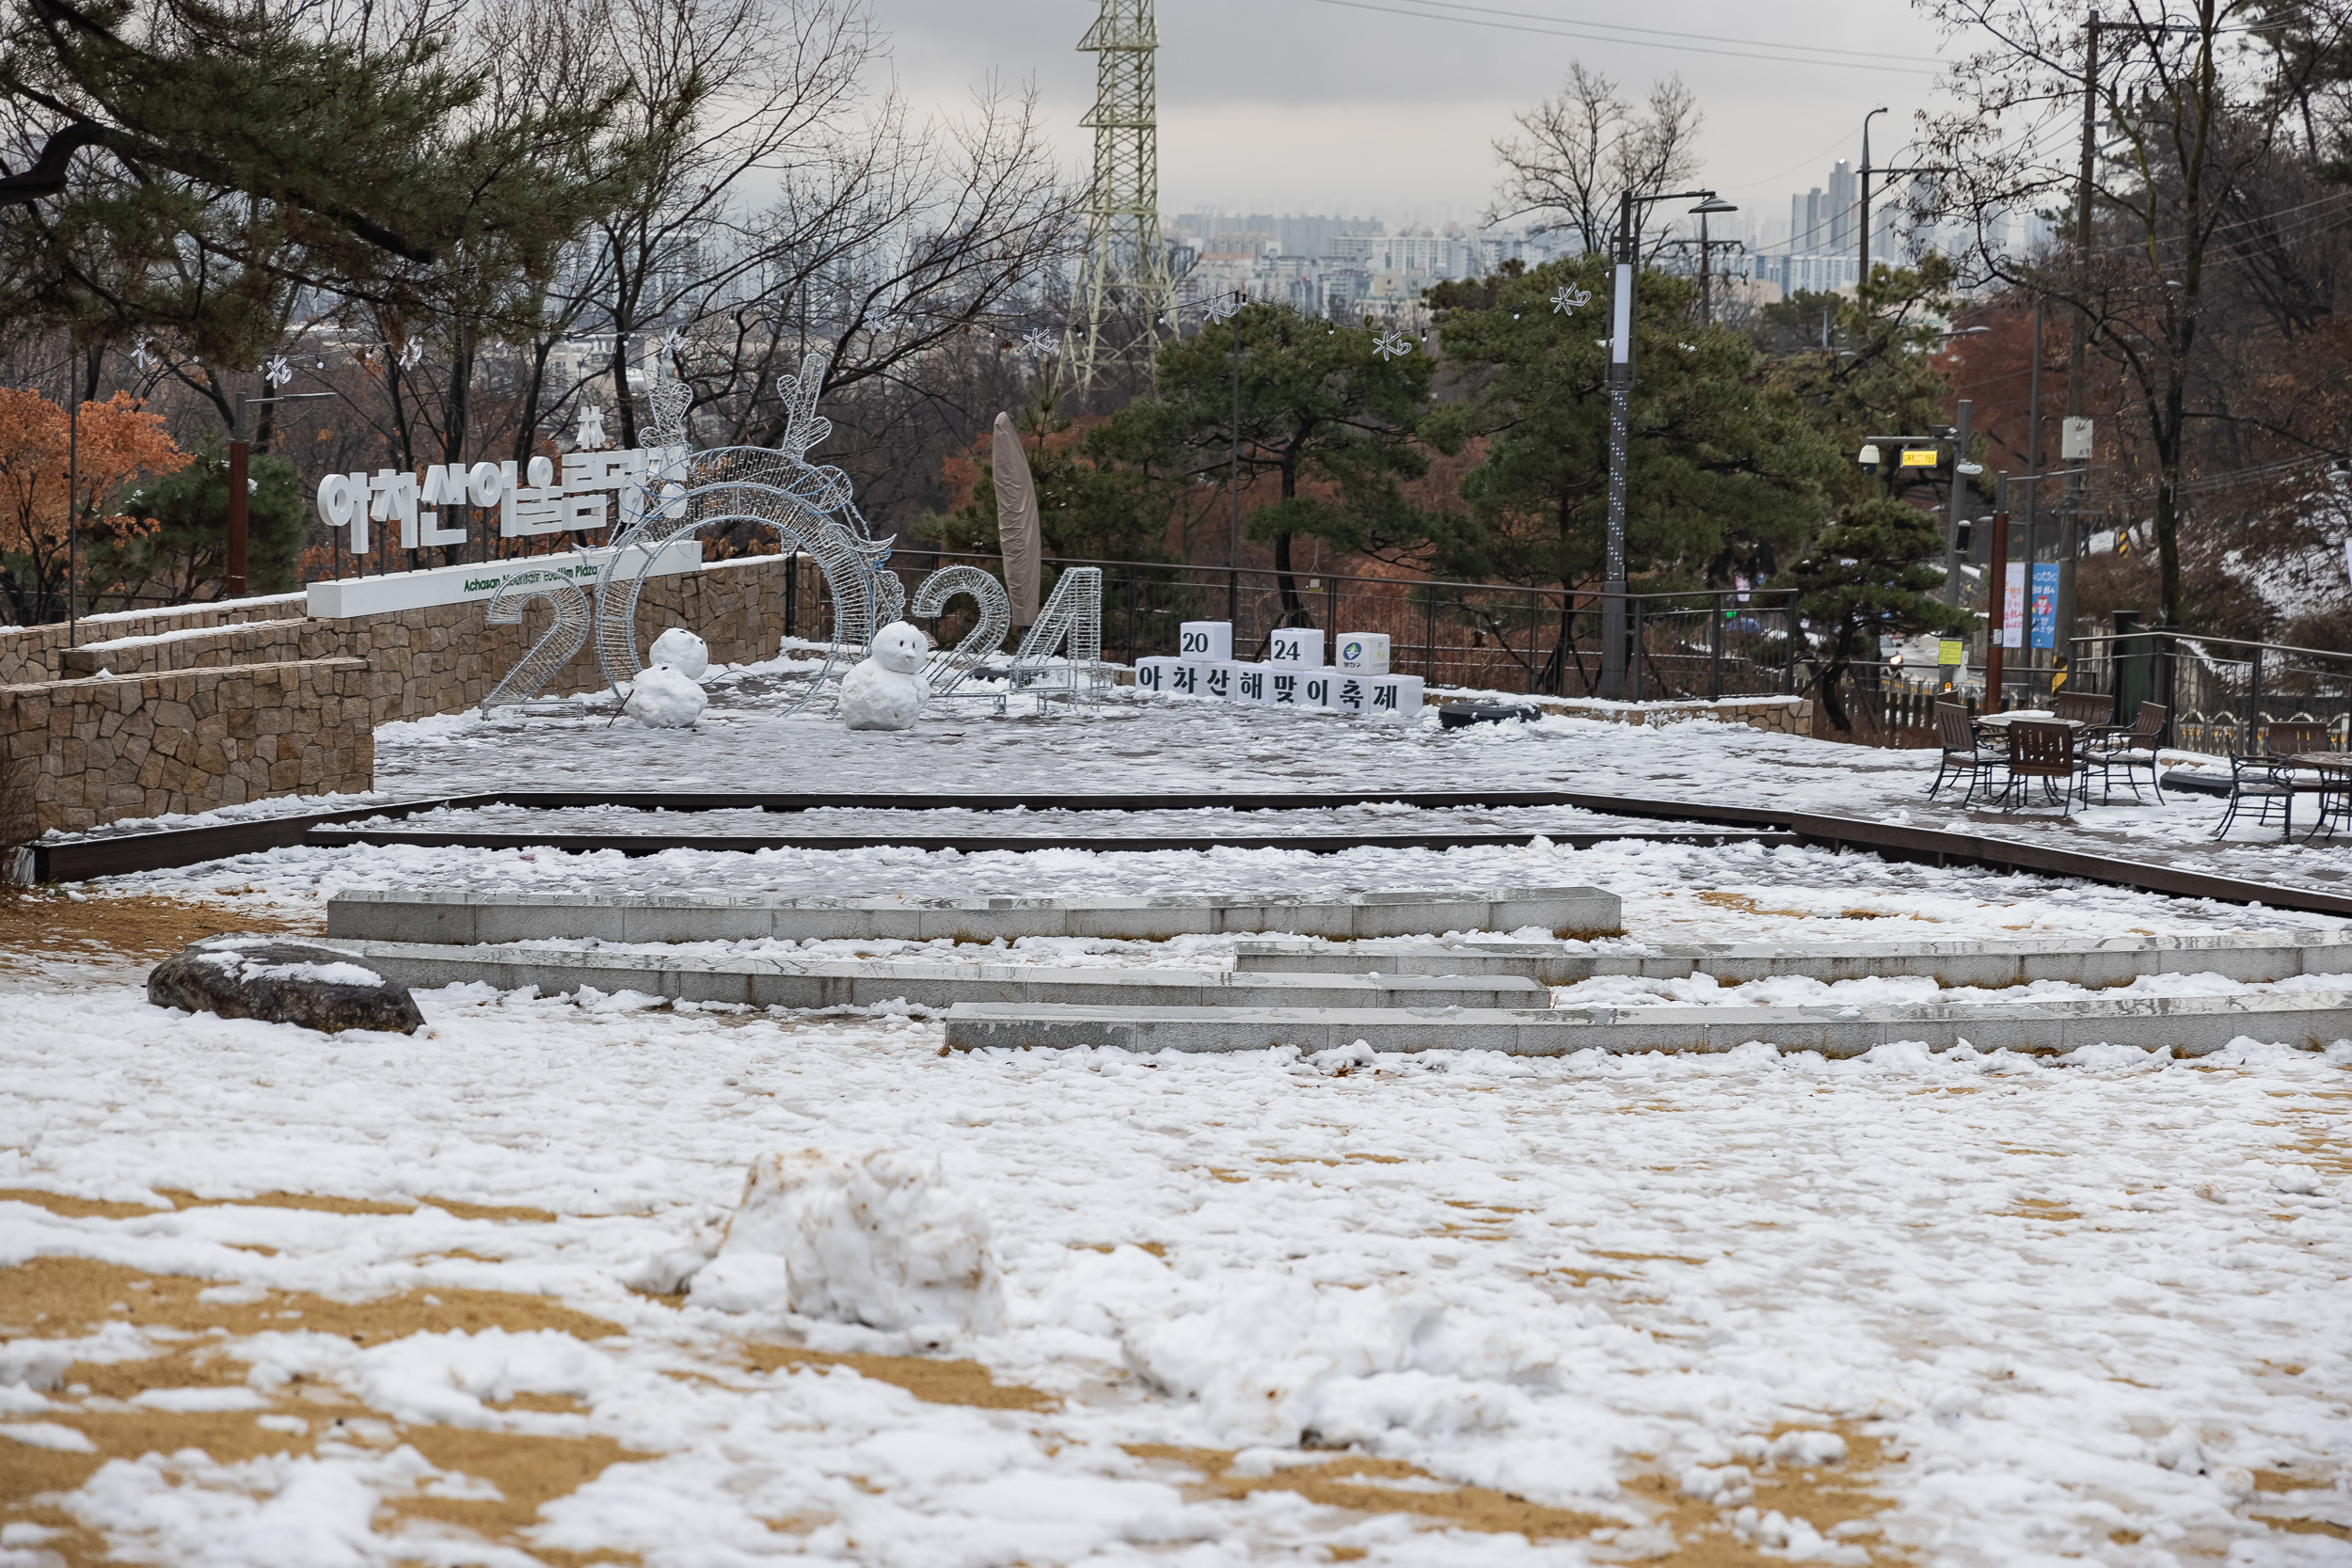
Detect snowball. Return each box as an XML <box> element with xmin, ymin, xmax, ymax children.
<box><xmin>690</xmin><ymin>1149</ymin><xmax>1003</xmax><ymax>1333</ymax></box>
<box><xmin>838</xmin><ymin>624</ymin><xmax>932</xmax><ymax>733</ymax></box>
<box><xmin>627</xmin><ymin>665</ymin><xmax>707</xmax><ymax>729</ymax></box>
<box><xmin>648</xmin><ymin>627</ymin><xmax>709</xmax><ymax>680</ymax></box>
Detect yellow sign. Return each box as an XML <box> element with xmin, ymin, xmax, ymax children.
<box><xmin>1899</xmin><ymin>448</ymin><xmax>1940</xmax><ymax>467</ymax></box>
<box><xmin>1938</xmin><ymin>639</ymin><xmax>1965</xmax><ymax>666</ymax></box>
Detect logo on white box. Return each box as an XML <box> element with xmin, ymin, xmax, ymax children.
<box><xmin>1336</xmin><ymin>633</ymin><xmax>1391</xmax><ymax>674</ymax></box>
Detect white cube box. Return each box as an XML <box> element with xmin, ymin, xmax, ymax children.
<box><xmin>1233</xmin><ymin>662</ymin><xmax>1269</xmax><ymax>704</ymax></box>
<box><xmin>1268</xmin><ymin>627</ymin><xmax>1325</xmax><ymax>667</ymax></box>
<box><xmin>1201</xmin><ymin>660</ymin><xmax>1242</xmax><ymax>702</ymax></box>
<box><xmin>1178</xmin><ymin>621</ymin><xmax>1232</xmax><ymax>663</ymax></box>
<box><xmin>1366</xmin><ymin>673</ymin><xmax>1424</xmax><ymax>720</ymax></box>
<box><xmin>1335</xmin><ymin>632</ymin><xmax>1391</xmax><ymax>674</ymax></box>
<box><xmin>1329</xmin><ymin>673</ymin><xmax>1371</xmax><ymax>716</ymax></box>
<box><xmin>1263</xmin><ymin>666</ymin><xmax>1312</xmax><ymax>708</ymax></box>
<box><xmin>1133</xmin><ymin>656</ymin><xmax>1180</xmax><ymax>694</ymax></box>
<box><xmin>1298</xmin><ymin>671</ymin><xmax>1337</xmax><ymax>710</ymax></box>
<box><xmin>1167</xmin><ymin>659</ymin><xmax>1204</xmax><ymax>698</ymax></box>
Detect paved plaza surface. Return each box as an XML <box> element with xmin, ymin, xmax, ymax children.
<box><xmin>4</xmin><ymin>683</ymin><xmax>2349</xmax><ymax>1565</ymax></box>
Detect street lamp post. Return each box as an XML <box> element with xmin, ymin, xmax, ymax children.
<box><xmin>1601</xmin><ymin>188</ymin><xmax>1734</xmax><ymax>701</ymax></box>
<box><xmin>1857</xmin><ymin>108</ymin><xmax>1947</xmax><ymax>305</ymax></box>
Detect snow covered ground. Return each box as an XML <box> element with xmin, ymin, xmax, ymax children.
<box><xmin>6</xmin><ymin>689</ymin><xmax>2350</xmax><ymax>1564</ymax></box>
<box><xmin>2</xmin><ymin>981</ymin><xmax>2347</xmax><ymax>1565</ymax></box>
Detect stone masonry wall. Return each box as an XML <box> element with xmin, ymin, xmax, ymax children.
<box><xmin>0</xmin><ymin>594</ymin><xmax>307</xmax><ymax>688</ymax></box>
<box><xmin>0</xmin><ymin>658</ymin><xmax>373</xmax><ymax>832</ymax></box>
<box><xmin>2</xmin><ymin>552</ymin><xmax>815</xmax><ymax>725</ymax></box>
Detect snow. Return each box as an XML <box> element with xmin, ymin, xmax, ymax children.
<box><xmin>839</xmin><ymin>623</ymin><xmax>934</xmax><ymax>731</ymax></box>
<box><xmin>646</xmin><ymin>626</ymin><xmax>709</xmax><ymax>681</ymax></box>
<box><xmin>2</xmin><ymin>985</ymin><xmax>2346</xmax><ymax>1563</ymax></box>
<box><xmin>691</xmin><ymin>1149</ymin><xmax>1005</xmax><ymax>1332</ymax></box>
<box><xmin>621</xmin><ymin>665</ymin><xmax>706</xmax><ymax>729</ymax></box>
<box><xmin>8</xmin><ymin>692</ymin><xmax>2352</xmax><ymax>1561</ymax></box>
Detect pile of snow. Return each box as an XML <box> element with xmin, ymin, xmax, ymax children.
<box><xmin>627</xmin><ymin>665</ymin><xmax>706</xmax><ymax>729</ymax></box>
<box><xmin>648</xmin><ymin>626</ymin><xmax>709</xmax><ymax>681</ymax></box>
<box><xmin>1112</xmin><ymin>1273</ymin><xmax>1542</xmax><ymax>1451</ymax></box>
<box><xmin>689</xmin><ymin>1149</ymin><xmax>1003</xmax><ymax>1334</ymax></box>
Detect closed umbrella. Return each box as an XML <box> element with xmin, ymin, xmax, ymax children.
<box><xmin>993</xmin><ymin>411</ymin><xmax>1041</xmax><ymax>628</ymax></box>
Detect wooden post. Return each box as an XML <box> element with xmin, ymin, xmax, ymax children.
<box><xmin>226</xmin><ymin>438</ymin><xmax>251</xmax><ymax>598</ymax></box>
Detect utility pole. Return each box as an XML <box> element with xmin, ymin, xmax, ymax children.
<box><xmin>1601</xmin><ymin>186</ymin><xmax>1734</xmax><ymax>699</ymax></box>
<box><xmin>1228</xmin><ymin>292</ymin><xmax>1242</xmax><ymax>624</ymax></box>
<box><xmin>1859</xmin><ymin>106</ymin><xmax>1888</xmax><ymax>295</ymax></box>
<box><xmin>1944</xmin><ymin>398</ymin><xmax>1975</xmax><ymax>606</ymax></box>
<box><xmin>1986</xmin><ymin>476</ymin><xmax>2010</xmax><ymax>713</ymax></box>
<box><xmin>2057</xmin><ymin>15</ymin><xmax>2102</xmax><ymax>648</ymax></box>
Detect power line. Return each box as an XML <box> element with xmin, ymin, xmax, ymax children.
<box><xmin>1367</xmin><ymin>0</ymin><xmax>1934</xmax><ymax>64</ymax></box>
<box><xmin>1299</xmin><ymin>0</ymin><xmax>1947</xmax><ymax>74</ymax></box>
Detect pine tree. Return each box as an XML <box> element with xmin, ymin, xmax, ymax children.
<box><xmin>1098</xmin><ymin>306</ymin><xmax>1434</xmax><ymax>626</ymax></box>
<box><xmin>1782</xmin><ymin>496</ymin><xmax>1970</xmax><ymax>730</ymax></box>
<box><xmin>0</xmin><ymin>0</ymin><xmax>640</xmax><ymax>362</ymax></box>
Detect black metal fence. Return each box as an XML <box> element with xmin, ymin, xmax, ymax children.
<box><xmin>2066</xmin><ymin>630</ymin><xmax>2352</xmax><ymax>756</ymax></box>
<box><xmin>870</xmin><ymin>550</ymin><xmax>1801</xmax><ymax>700</ymax></box>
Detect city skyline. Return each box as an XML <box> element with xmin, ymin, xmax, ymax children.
<box><xmin>873</xmin><ymin>0</ymin><xmax>1953</xmax><ymax>218</ymax></box>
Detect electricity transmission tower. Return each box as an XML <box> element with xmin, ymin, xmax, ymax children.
<box><xmin>1062</xmin><ymin>0</ymin><xmax>1175</xmax><ymax>394</ymax></box>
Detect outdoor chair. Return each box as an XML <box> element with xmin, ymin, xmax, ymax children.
<box><xmin>1928</xmin><ymin>702</ymin><xmax>2003</xmax><ymax>805</ymax></box>
<box><xmin>2001</xmin><ymin>721</ymin><xmax>2090</xmax><ymax>813</ymax></box>
<box><xmin>2089</xmin><ymin>701</ymin><xmax>2169</xmax><ymax>804</ymax></box>
<box><xmin>2215</xmin><ymin>720</ymin><xmax>2330</xmax><ymax>837</ymax></box>
<box><xmin>2053</xmin><ymin>689</ymin><xmax>2117</xmax><ymax>733</ymax></box>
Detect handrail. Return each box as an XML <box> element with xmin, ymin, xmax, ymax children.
<box><xmin>2069</xmin><ymin>629</ymin><xmax>2352</xmax><ymax>668</ymax></box>
<box><xmin>892</xmin><ymin>546</ymin><xmax>1796</xmax><ymax>607</ymax></box>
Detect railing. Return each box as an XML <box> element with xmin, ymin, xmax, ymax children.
<box><xmin>872</xmin><ymin>549</ymin><xmax>1801</xmax><ymax>701</ymax></box>
<box><xmin>2067</xmin><ymin>629</ymin><xmax>2352</xmax><ymax>755</ymax></box>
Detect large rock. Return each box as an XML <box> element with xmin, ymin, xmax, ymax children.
<box><xmin>148</xmin><ymin>939</ymin><xmax>424</xmax><ymax>1036</ymax></box>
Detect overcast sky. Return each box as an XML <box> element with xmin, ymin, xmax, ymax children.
<box><xmin>873</xmin><ymin>0</ymin><xmax>1960</xmax><ymax>228</ymax></box>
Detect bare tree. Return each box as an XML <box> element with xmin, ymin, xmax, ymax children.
<box><xmin>1490</xmin><ymin>64</ymin><xmax>1703</xmax><ymax>257</ymax></box>
<box><xmin>1919</xmin><ymin>0</ymin><xmax>2339</xmax><ymax>630</ymax></box>
<box><xmin>566</xmin><ymin>0</ymin><xmax>869</xmax><ymax>449</ymax></box>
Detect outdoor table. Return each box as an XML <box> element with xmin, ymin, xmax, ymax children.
<box><xmin>2283</xmin><ymin>753</ymin><xmax>2352</xmax><ymax>838</ymax></box>
<box><xmin>1974</xmin><ymin>710</ymin><xmax>2074</xmax><ymax>728</ymax></box>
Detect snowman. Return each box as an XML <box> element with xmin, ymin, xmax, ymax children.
<box><xmin>839</xmin><ymin>621</ymin><xmax>931</xmax><ymax>731</ymax></box>
<box><xmin>628</xmin><ymin>626</ymin><xmax>709</xmax><ymax>728</ymax></box>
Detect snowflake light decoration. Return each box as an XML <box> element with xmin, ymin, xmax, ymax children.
<box><xmin>130</xmin><ymin>337</ymin><xmax>156</xmax><ymax>371</ymax></box>
<box><xmin>1202</xmin><ymin>292</ymin><xmax>1244</xmax><ymax>325</ymax></box>
<box><xmin>1550</xmin><ymin>285</ymin><xmax>1592</xmax><ymax>314</ymax></box>
<box><xmin>1373</xmin><ymin>326</ymin><xmax>1413</xmax><ymax>361</ymax></box>
<box><xmin>263</xmin><ymin>355</ymin><xmax>293</xmax><ymax>388</ymax></box>
<box><xmin>661</xmin><ymin>326</ymin><xmax>686</xmax><ymax>357</ymax></box>
<box><xmin>396</xmin><ymin>340</ymin><xmax>423</xmax><ymax>371</ymax></box>
<box><xmin>1019</xmin><ymin>328</ymin><xmax>1057</xmax><ymax>358</ymax></box>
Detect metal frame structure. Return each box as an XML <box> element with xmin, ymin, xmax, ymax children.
<box><xmin>589</xmin><ymin>352</ymin><xmax>898</xmax><ymax>717</ymax></box>
<box><xmin>1063</xmin><ymin>0</ymin><xmax>1177</xmax><ymax>393</ymax></box>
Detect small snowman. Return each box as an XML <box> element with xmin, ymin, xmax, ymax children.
<box><xmin>628</xmin><ymin>626</ymin><xmax>709</xmax><ymax>728</ymax></box>
<box><xmin>839</xmin><ymin>621</ymin><xmax>931</xmax><ymax>731</ymax></box>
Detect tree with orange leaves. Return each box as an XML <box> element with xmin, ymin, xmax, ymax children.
<box><xmin>0</xmin><ymin>389</ymin><xmax>188</xmax><ymax>626</ymax></box>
